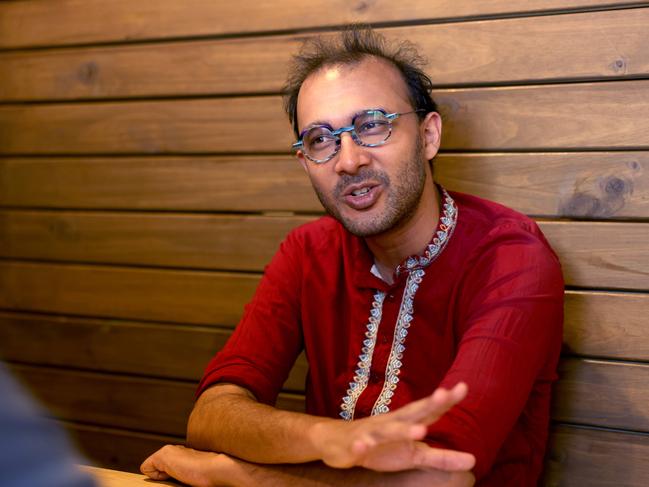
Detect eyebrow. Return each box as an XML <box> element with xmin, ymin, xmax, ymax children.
<box><xmin>302</xmin><ymin>107</ymin><xmax>389</xmax><ymax>132</ymax></box>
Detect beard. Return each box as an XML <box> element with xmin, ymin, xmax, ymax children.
<box><xmin>311</xmin><ymin>136</ymin><xmax>427</xmax><ymax>237</ymax></box>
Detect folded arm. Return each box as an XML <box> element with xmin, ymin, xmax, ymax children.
<box><xmin>186</xmin><ymin>381</ymin><xmax>474</xmax><ymax>471</ymax></box>
<box><xmin>143</xmin><ymin>382</ymin><xmax>475</xmax><ymax>486</ymax></box>
<box><xmin>142</xmin><ymin>445</ymin><xmax>475</xmax><ymax>487</ymax></box>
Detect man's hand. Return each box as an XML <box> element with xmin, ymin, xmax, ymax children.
<box><xmin>141</xmin><ymin>444</ymin><xmax>239</xmax><ymax>487</ymax></box>
<box><xmin>311</xmin><ymin>382</ymin><xmax>475</xmax><ymax>471</ymax></box>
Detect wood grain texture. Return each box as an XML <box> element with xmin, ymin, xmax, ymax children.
<box><xmin>1</xmin><ymin>260</ymin><xmax>646</xmax><ymax>326</ymax></box>
<box><xmin>435</xmin><ymin>152</ymin><xmax>648</xmax><ymax>219</ymax></box>
<box><xmin>11</xmin><ymin>357</ymin><xmax>649</xmax><ymax>436</ymax></box>
<box><xmin>554</xmin><ymin>358</ymin><xmax>649</xmax><ymax>432</ymax></box>
<box><xmin>2</xmin><ymin>153</ymin><xmax>647</xmax><ymax>218</ymax></box>
<box><xmin>436</xmin><ymin>80</ymin><xmax>649</xmax><ymax>150</ymax></box>
<box><xmin>0</xmin><ymin>0</ymin><xmax>638</xmax><ymax>49</ymax></box>
<box><xmin>2</xmin><ymin>212</ymin><xmax>647</xmax><ymax>289</ymax></box>
<box><xmin>81</xmin><ymin>466</ymin><xmax>178</xmax><ymax>487</ymax></box>
<box><xmin>542</xmin><ymin>425</ymin><xmax>649</xmax><ymax>486</ymax></box>
<box><xmin>66</xmin><ymin>422</ymin><xmax>181</xmax><ymax>474</ymax></box>
<box><xmin>1</xmin><ymin>292</ymin><xmax>647</xmax><ymax>385</ymax></box>
<box><xmin>0</xmin><ymin>261</ymin><xmax>259</xmax><ymax>326</ymax></box>
<box><xmin>11</xmin><ymin>365</ymin><xmax>305</xmax><ymax>437</ymax></box>
<box><xmin>564</xmin><ymin>291</ymin><xmax>649</xmax><ymax>360</ymax></box>
<box><xmin>3</xmin><ymin>8</ymin><xmax>648</xmax><ymax>101</ymax></box>
<box><xmin>538</xmin><ymin>221</ymin><xmax>649</xmax><ymax>290</ymax></box>
<box><xmin>0</xmin><ymin>97</ymin><xmax>291</xmax><ymax>155</ymax></box>
<box><xmin>0</xmin><ymin>312</ymin><xmax>309</xmax><ymax>391</ymax></box>
<box><xmin>0</xmin><ymin>156</ymin><xmax>320</xmax><ymax>212</ymax></box>
<box><xmin>3</xmin><ymin>80</ymin><xmax>649</xmax><ymax>154</ymax></box>
<box><xmin>0</xmin><ymin>211</ymin><xmax>312</xmax><ymax>271</ymax></box>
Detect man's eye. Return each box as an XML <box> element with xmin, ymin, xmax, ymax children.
<box><xmin>358</xmin><ymin>121</ymin><xmax>387</xmax><ymax>134</ymax></box>
<box><xmin>307</xmin><ymin>133</ymin><xmax>335</xmax><ymax>149</ymax></box>
<box><xmin>311</xmin><ymin>135</ymin><xmax>329</xmax><ymax>146</ymax></box>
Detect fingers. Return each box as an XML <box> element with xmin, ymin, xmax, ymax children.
<box><xmin>352</xmin><ymin>421</ymin><xmax>428</xmax><ymax>454</ymax></box>
<box><xmin>140</xmin><ymin>446</ymin><xmax>173</xmax><ymax>480</ymax></box>
<box><xmin>391</xmin><ymin>382</ymin><xmax>468</xmax><ymax>425</ymax></box>
<box><xmin>347</xmin><ymin>382</ymin><xmax>468</xmax><ymax>459</ymax></box>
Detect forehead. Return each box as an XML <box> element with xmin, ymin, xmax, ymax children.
<box><xmin>296</xmin><ymin>57</ymin><xmax>412</xmax><ymax>130</ymax></box>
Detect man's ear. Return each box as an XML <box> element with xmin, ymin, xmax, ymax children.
<box><xmin>422</xmin><ymin>111</ymin><xmax>442</xmax><ymax>160</ymax></box>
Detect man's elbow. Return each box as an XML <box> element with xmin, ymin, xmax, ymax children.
<box><xmin>186</xmin><ymin>383</ymin><xmax>255</xmax><ymax>449</ymax></box>
<box><xmin>185</xmin><ymin>403</ymin><xmax>205</xmax><ymax>449</ymax></box>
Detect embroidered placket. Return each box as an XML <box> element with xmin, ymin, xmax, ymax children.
<box><xmin>339</xmin><ymin>189</ymin><xmax>458</xmax><ymax>420</ymax></box>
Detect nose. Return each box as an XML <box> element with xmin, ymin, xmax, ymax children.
<box><xmin>333</xmin><ymin>132</ymin><xmax>370</xmax><ymax>175</ymax></box>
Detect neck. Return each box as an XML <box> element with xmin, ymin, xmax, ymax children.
<box><xmin>365</xmin><ymin>177</ymin><xmax>441</xmax><ymax>284</ymax></box>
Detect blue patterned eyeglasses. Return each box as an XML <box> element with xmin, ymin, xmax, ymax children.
<box><xmin>292</xmin><ymin>108</ymin><xmax>424</xmax><ymax>164</ymax></box>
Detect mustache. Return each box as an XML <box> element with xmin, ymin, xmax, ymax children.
<box><xmin>334</xmin><ymin>168</ymin><xmax>390</xmax><ymax>197</ymax></box>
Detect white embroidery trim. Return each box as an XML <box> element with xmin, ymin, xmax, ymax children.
<box><xmin>371</xmin><ymin>268</ymin><xmax>424</xmax><ymax>415</ymax></box>
<box><xmin>340</xmin><ymin>291</ymin><xmax>386</xmax><ymax>421</ymax></box>
<box><xmin>339</xmin><ymin>189</ymin><xmax>458</xmax><ymax>420</ymax></box>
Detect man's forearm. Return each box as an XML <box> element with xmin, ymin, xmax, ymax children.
<box><xmin>186</xmin><ymin>382</ymin><xmax>475</xmax><ymax>473</ymax></box>
<box><xmin>187</xmin><ymin>383</ymin><xmax>330</xmax><ymax>464</ymax></box>
<box><xmin>232</xmin><ymin>459</ymin><xmax>475</xmax><ymax>487</ymax></box>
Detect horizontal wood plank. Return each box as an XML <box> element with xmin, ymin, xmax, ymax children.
<box><xmin>1</xmin><ymin>292</ymin><xmax>647</xmax><ymax>383</ymax></box>
<box><xmin>0</xmin><ymin>311</ymin><xmax>309</xmax><ymax>391</ymax></box>
<box><xmin>1</xmin><ymin>212</ymin><xmax>647</xmax><ymax>289</ymax></box>
<box><xmin>0</xmin><ymin>211</ymin><xmax>311</xmax><ymax>272</ymax></box>
<box><xmin>12</xmin><ymin>365</ymin><xmax>305</xmax><ymax>437</ymax></box>
<box><xmin>2</xmin><ymin>81</ymin><xmax>649</xmax><ymax>154</ymax></box>
<box><xmin>436</xmin><ymin>80</ymin><xmax>649</xmax><ymax>150</ymax></box>
<box><xmin>0</xmin><ymin>156</ymin><xmax>319</xmax><ymax>212</ymax></box>
<box><xmin>0</xmin><ymin>261</ymin><xmax>259</xmax><ymax>326</ymax></box>
<box><xmin>2</xmin><ymin>152</ymin><xmax>647</xmax><ymax>219</ymax></box>
<box><xmin>0</xmin><ymin>1</ymin><xmax>639</xmax><ymax>49</ymax></box>
<box><xmin>554</xmin><ymin>358</ymin><xmax>649</xmax><ymax>432</ymax></box>
<box><xmin>3</xmin><ymin>8</ymin><xmax>649</xmax><ymax>101</ymax></box>
<box><xmin>564</xmin><ymin>291</ymin><xmax>649</xmax><ymax>361</ymax></box>
<box><xmin>0</xmin><ymin>97</ymin><xmax>291</xmax><ymax>154</ymax></box>
<box><xmin>11</xmin><ymin>356</ymin><xmax>649</xmax><ymax>437</ymax></box>
<box><xmin>538</xmin><ymin>221</ymin><xmax>649</xmax><ymax>291</ymax></box>
<box><xmin>66</xmin><ymin>422</ymin><xmax>180</xmax><ymax>474</ymax></box>
<box><xmin>542</xmin><ymin>425</ymin><xmax>649</xmax><ymax>486</ymax></box>
<box><xmin>435</xmin><ymin>152</ymin><xmax>649</xmax><ymax>219</ymax></box>
<box><xmin>1</xmin><ymin>260</ymin><xmax>647</xmax><ymax>326</ymax></box>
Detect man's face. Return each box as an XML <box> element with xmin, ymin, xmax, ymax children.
<box><xmin>295</xmin><ymin>57</ymin><xmax>441</xmax><ymax>237</ymax></box>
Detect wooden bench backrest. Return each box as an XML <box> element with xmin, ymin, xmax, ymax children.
<box><xmin>1</xmin><ymin>1</ymin><xmax>648</xmax><ymax>483</ymax></box>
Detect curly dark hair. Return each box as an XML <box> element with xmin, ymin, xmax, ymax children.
<box><xmin>283</xmin><ymin>25</ymin><xmax>437</xmax><ymax>138</ymax></box>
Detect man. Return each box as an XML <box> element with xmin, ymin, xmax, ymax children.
<box><xmin>142</xmin><ymin>27</ymin><xmax>563</xmax><ymax>486</ymax></box>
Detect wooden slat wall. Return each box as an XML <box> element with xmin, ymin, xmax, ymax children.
<box><xmin>1</xmin><ymin>2</ymin><xmax>648</xmax><ymax>485</ymax></box>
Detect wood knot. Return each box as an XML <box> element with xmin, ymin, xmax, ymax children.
<box><xmin>353</xmin><ymin>0</ymin><xmax>374</xmax><ymax>12</ymax></box>
<box><xmin>78</xmin><ymin>61</ymin><xmax>99</xmax><ymax>85</ymax></box>
<box><xmin>610</xmin><ymin>58</ymin><xmax>627</xmax><ymax>74</ymax></box>
<box><xmin>560</xmin><ymin>193</ymin><xmax>602</xmax><ymax>217</ymax></box>
<box><xmin>48</xmin><ymin>218</ymin><xmax>79</xmax><ymax>241</ymax></box>
<box><xmin>560</xmin><ymin>175</ymin><xmax>633</xmax><ymax>218</ymax></box>
<box><xmin>603</xmin><ymin>176</ymin><xmax>627</xmax><ymax>196</ymax></box>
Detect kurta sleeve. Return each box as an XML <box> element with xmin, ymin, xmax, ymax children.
<box><xmin>196</xmin><ymin>229</ymin><xmax>305</xmax><ymax>406</ymax></box>
<box><xmin>425</xmin><ymin>221</ymin><xmax>564</xmax><ymax>480</ymax></box>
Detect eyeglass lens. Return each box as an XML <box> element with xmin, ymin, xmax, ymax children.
<box><xmin>303</xmin><ymin>110</ymin><xmax>392</xmax><ymax>161</ymax></box>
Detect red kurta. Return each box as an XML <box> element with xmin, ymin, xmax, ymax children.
<box><xmin>198</xmin><ymin>189</ymin><xmax>564</xmax><ymax>486</ymax></box>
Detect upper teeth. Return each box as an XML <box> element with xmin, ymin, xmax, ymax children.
<box><xmin>352</xmin><ymin>187</ymin><xmax>371</xmax><ymax>196</ymax></box>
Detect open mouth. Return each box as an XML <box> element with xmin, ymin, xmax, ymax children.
<box><xmin>343</xmin><ymin>183</ymin><xmax>382</xmax><ymax>210</ymax></box>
